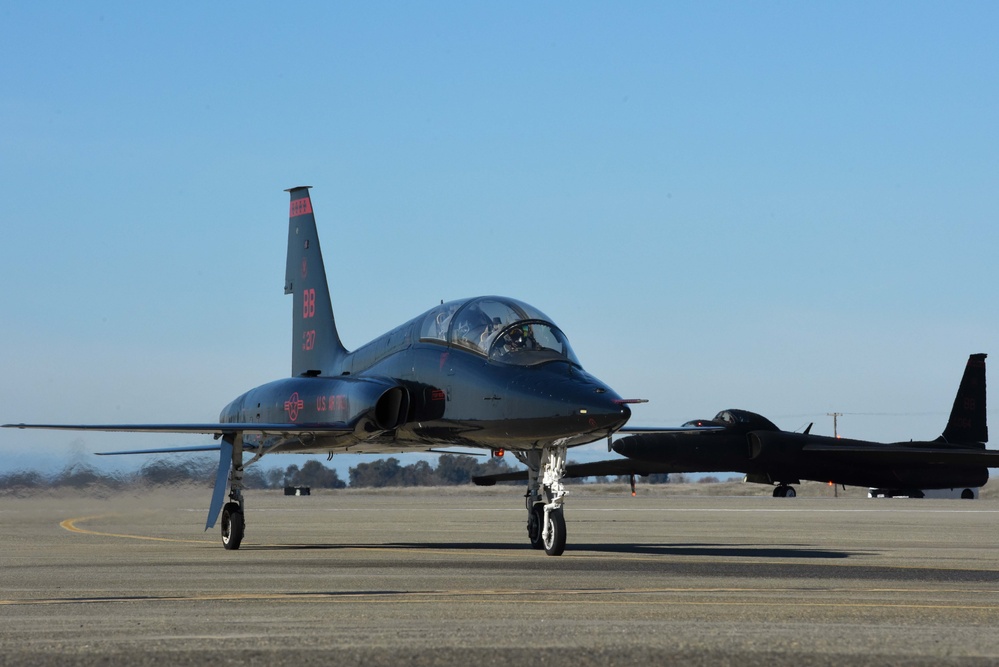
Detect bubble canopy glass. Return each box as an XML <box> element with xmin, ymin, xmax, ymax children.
<box><xmin>418</xmin><ymin>296</ymin><xmax>580</xmax><ymax>367</ymax></box>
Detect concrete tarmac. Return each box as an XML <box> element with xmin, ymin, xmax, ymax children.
<box><xmin>3</xmin><ymin>485</ymin><xmax>999</xmax><ymax>666</ymax></box>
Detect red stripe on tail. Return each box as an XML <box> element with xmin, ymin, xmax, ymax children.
<box><xmin>290</xmin><ymin>198</ymin><xmax>313</xmax><ymax>217</ymax></box>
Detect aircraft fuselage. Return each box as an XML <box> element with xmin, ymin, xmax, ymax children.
<box><xmin>614</xmin><ymin>425</ymin><xmax>989</xmax><ymax>489</ymax></box>
<box><xmin>222</xmin><ymin>339</ymin><xmax>630</xmax><ymax>456</ymax></box>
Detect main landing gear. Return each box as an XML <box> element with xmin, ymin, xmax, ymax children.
<box><xmin>519</xmin><ymin>442</ymin><xmax>568</xmax><ymax>556</ymax></box>
<box><xmin>221</xmin><ymin>437</ymin><xmax>246</xmax><ymax>550</ymax></box>
<box><xmin>773</xmin><ymin>484</ymin><xmax>797</xmax><ymax>498</ymax></box>
<box><xmin>221</xmin><ymin>499</ymin><xmax>244</xmax><ymax>549</ymax></box>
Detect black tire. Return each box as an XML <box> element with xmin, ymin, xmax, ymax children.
<box><xmin>784</xmin><ymin>486</ymin><xmax>797</xmax><ymax>498</ymax></box>
<box><xmin>528</xmin><ymin>504</ymin><xmax>545</xmax><ymax>549</ymax></box>
<box><xmin>772</xmin><ymin>486</ymin><xmax>785</xmax><ymax>498</ymax></box>
<box><xmin>221</xmin><ymin>502</ymin><xmax>244</xmax><ymax>550</ymax></box>
<box><xmin>961</xmin><ymin>489</ymin><xmax>975</xmax><ymax>499</ymax></box>
<box><xmin>543</xmin><ymin>507</ymin><xmax>566</xmax><ymax>556</ymax></box>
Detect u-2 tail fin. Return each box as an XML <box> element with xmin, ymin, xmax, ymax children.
<box><xmin>940</xmin><ymin>353</ymin><xmax>988</xmax><ymax>445</ymax></box>
<box><xmin>285</xmin><ymin>187</ymin><xmax>348</xmax><ymax>377</ymax></box>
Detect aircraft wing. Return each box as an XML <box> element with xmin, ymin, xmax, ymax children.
<box><xmin>617</xmin><ymin>425</ymin><xmax>725</xmax><ymax>433</ymax></box>
<box><xmin>2</xmin><ymin>422</ymin><xmax>357</xmax><ymax>457</ymax></box>
<box><xmin>801</xmin><ymin>444</ymin><xmax>999</xmax><ymax>467</ymax></box>
<box><xmin>2</xmin><ymin>422</ymin><xmax>353</xmax><ymax>435</ymax></box>
<box><xmin>471</xmin><ymin>470</ymin><xmax>527</xmax><ymax>485</ymax></box>
<box><xmin>96</xmin><ymin>445</ymin><xmax>223</xmax><ymax>456</ymax></box>
<box><xmin>473</xmin><ymin>457</ymin><xmax>664</xmax><ymax>486</ymax></box>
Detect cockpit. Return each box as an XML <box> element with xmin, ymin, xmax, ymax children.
<box><xmin>715</xmin><ymin>410</ymin><xmax>750</xmax><ymax>424</ymax></box>
<box><xmin>419</xmin><ymin>296</ymin><xmax>580</xmax><ymax>367</ymax></box>
<box><xmin>681</xmin><ymin>410</ymin><xmax>779</xmax><ymax>431</ymax></box>
<box><xmin>712</xmin><ymin>410</ymin><xmax>780</xmax><ymax>431</ymax></box>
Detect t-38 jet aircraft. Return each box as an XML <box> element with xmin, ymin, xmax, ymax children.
<box><xmin>476</xmin><ymin>354</ymin><xmax>996</xmax><ymax>498</ymax></box>
<box><xmin>4</xmin><ymin>187</ymin><xmax>634</xmax><ymax>556</ymax></box>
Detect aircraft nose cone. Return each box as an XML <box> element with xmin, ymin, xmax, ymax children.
<box><xmin>504</xmin><ymin>366</ymin><xmax>631</xmax><ymax>442</ymax></box>
<box><xmin>545</xmin><ymin>368</ymin><xmax>631</xmax><ymax>428</ymax></box>
<box><xmin>559</xmin><ymin>385</ymin><xmax>631</xmax><ymax>441</ymax></box>
<box><xmin>581</xmin><ymin>392</ymin><xmax>631</xmax><ymax>432</ymax></box>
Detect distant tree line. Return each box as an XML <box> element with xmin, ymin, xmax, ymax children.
<box><xmin>348</xmin><ymin>454</ymin><xmax>514</xmax><ymax>487</ymax></box>
<box><xmin>1</xmin><ymin>454</ymin><xmax>516</xmax><ymax>492</ymax></box>
<box><xmin>0</xmin><ymin>455</ymin><xmax>707</xmax><ymax>493</ymax></box>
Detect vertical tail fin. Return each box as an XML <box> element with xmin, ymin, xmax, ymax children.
<box><xmin>285</xmin><ymin>187</ymin><xmax>348</xmax><ymax>377</ymax></box>
<box><xmin>940</xmin><ymin>353</ymin><xmax>988</xmax><ymax>444</ymax></box>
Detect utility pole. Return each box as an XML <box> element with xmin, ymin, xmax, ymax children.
<box><xmin>826</xmin><ymin>412</ymin><xmax>844</xmax><ymax>498</ymax></box>
<box><xmin>827</xmin><ymin>412</ymin><xmax>843</xmax><ymax>438</ymax></box>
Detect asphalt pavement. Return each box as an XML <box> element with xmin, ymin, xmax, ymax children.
<box><xmin>3</xmin><ymin>485</ymin><xmax>999</xmax><ymax>666</ymax></box>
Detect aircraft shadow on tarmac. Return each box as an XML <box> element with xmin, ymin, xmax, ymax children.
<box><xmin>568</xmin><ymin>543</ymin><xmax>854</xmax><ymax>559</ymax></box>
<box><xmin>242</xmin><ymin>541</ymin><xmax>855</xmax><ymax>559</ymax></box>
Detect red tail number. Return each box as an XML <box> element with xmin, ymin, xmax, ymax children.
<box><xmin>303</xmin><ymin>288</ymin><xmax>316</xmax><ymax>319</ymax></box>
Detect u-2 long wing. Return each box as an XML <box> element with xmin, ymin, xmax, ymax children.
<box><xmin>473</xmin><ymin>457</ymin><xmax>669</xmax><ymax>486</ymax></box>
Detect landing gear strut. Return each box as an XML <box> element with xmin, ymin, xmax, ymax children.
<box><xmin>221</xmin><ymin>436</ymin><xmax>246</xmax><ymax>550</ymax></box>
<box><xmin>518</xmin><ymin>441</ymin><xmax>568</xmax><ymax>556</ymax></box>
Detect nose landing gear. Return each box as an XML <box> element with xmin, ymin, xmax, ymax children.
<box><xmin>520</xmin><ymin>442</ymin><xmax>568</xmax><ymax>556</ymax></box>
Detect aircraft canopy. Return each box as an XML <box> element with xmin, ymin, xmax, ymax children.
<box><xmin>419</xmin><ymin>296</ymin><xmax>580</xmax><ymax>367</ymax></box>
<box><xmin>713</xmin><ymin>410</ymin><xmax>780</xmax><ymax>431</ymax></box>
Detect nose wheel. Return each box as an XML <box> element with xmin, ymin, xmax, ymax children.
<box><xmin>519</xmin><ymin>442</ymin><xmax>569</xmax><ymax>556</ymax></box>
<box><xmin>541</xmin><ymin>506</ymin><xmax>566</xmax><ymax>556</ymax></box>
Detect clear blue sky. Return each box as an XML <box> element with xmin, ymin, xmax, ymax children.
<box><xmin>2</xmin><ymin>2</ymin><xmax>996</xmax><ymax>478</ymax></box>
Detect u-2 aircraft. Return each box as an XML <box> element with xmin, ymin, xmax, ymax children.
<box><xmin>475</xmin><ymin>354</ymin><xmax>995</xmax><ymax>498</ymax></box>
<box><xmin>4</xmin><ymin>187</ymin><xmax>635</xmax><ymax>556</ymax></box>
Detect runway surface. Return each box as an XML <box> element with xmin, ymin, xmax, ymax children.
<box><xmin>3</xmin><ymin>485</ymin><xmax>999</xmax><ymax>666</ymax></box>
